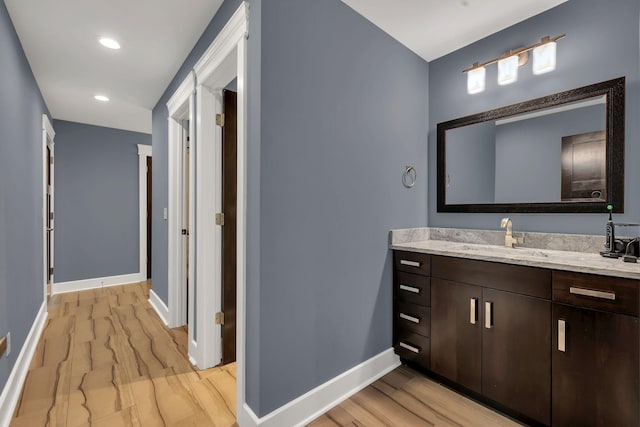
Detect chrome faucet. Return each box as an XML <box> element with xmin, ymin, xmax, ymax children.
<box><xmin>500</xmin><ymin>218</ymin><xmax>525</xmax><ymax>248</ymax></box>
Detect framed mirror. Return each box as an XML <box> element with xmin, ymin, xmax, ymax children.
<box><xmin>437</xmin><ymin>77</ymin><xmax>625</xmax><ymax>213</ymax></box>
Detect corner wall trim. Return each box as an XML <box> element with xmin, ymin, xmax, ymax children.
<box><xmin>0</xmin><ymin>301</ymin><xmax>48</xmax><ymax>427</ymax></box>
<box><xmin>148</xmin><ymin>289</ymin><xmax>169</xmax><ymax>326</ymax></box>
<box><xmin>237</xmin><ymin>348</ymin><xmax>400</xmax><ymax>427</ymax></box>
<box><xmin>52</xmin><ymin>272</ymin><xmax>146</xmax><ymax>295</ymax></box>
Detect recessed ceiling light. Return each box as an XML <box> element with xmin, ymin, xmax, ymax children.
<box><xmin>94</xmin><ymin>95</ymin><xmax>110</xmax><ymax>102</ymax></box>
<box><xmin>99</xmin><ymin>37</ymin><xmax>120</xmax><ymax>50</ymax></box>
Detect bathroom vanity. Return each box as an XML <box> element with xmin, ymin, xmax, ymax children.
<box><xmin>390</xmin><ymin>229</ymin><xmax>640</xmax><ymax>427</ymax></box>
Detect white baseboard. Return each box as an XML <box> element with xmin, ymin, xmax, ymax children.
<box><xmin>0</xmin><ymin>301</ymin><xmax>48</xmax><ymax>427</ymax></box>
<box><xmin>52</xmin><ymin>272</ymin><xmax>146</xmax><ymax>295</ymax></box>
<box><xmin>148</xmin><ymin>289</ymin><xmax>169</xmax><ymax>326</ymax></box>
<box><xmin>238</xmin><ymin>348</ymin><xmax>401</xmax><ymax>427</ymax></box>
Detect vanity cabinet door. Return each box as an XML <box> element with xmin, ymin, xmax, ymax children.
<box><xmin>552</xmin><ymin>303</ymin><xmax>639</xmax><ymax>427</ymax></box>
<box><xmin>482</xmin><ymin>289</ymin><xmax>551</xmax><ymax>426</ymax></box>
<box><xmin>431</xmin><ymin>278</ymin><xmax>482</xmax><ymax>394</ymax></box>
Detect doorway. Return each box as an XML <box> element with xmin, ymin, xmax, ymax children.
<box><xmin>42</xmin><ymin>115</ymin><xmax>55</xmax><ymax>301</ymax></box>
<box><xmin>221</xmin><ymin>89</ymin><xmax>237</xmax><ymax>364</ymax></box>
<box><xmin>146</xmin><ymin>156</ymin><xmax>152</xmax><ymax>279</ymax></box>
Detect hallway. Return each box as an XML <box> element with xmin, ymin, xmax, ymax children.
<box><xmin>10</xmin><ymin>282</ymin><xmax>237</xmax><ymax>427</ymax></box>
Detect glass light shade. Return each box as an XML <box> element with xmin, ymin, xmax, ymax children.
<box><xmin>533</xmin><ymin>41</ymin><xmax>557</xmax><ymax>74</ymax></box>
<box><xmin>497</xmin><ymin>55</ymin><xmax>519</xmax><ymax>85</ymax></box>
<box><xmin>467</xmin><ymin>66</ymin><xmax>486</xmax><ymax>94</ymax></box>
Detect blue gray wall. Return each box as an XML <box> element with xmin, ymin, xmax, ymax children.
<box><xmin>429</xmin><ymin>0</ymin><xmax>640</xmax><ymax>233</ymax></box>
<box><xmin>53</xmin><ymin>120</ymin><xmax>150</xmax><ymax>283</ymax></box>
<box><xmin>0</xmin><ymin>0</ymin><xmax>49</xmax><ymax>389</ymax></box>
<box><xmin>256</xmin><ymin>0</ymin><xmax>428</xmax><ymax>415</ymax></box>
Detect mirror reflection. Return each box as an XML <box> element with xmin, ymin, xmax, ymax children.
<box><xmin>445</xmin><ymin>96</ymin><xmax>606</xmax><ymax>205</ymax></box>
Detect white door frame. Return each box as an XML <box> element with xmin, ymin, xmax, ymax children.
<box><xmin>167</xmin><ymin>72</ymin><xmax>196</xmax><ymax>361</ymax></box>
<box><xmin>137</xmin><ymin>144</ymin><xmax>152</xmax><ymax>280</ymax></box>
<box><xmin>42</xmin><ymin>114</ymin><xmax>55</xmax><ymax>303</ymax></box>
<box><xmin>193</xmin><ymin>0</ymin><xmax>248</xmax><ymax>408</ymax></box>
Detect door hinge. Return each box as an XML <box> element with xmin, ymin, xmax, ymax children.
<box><xmin>49</xmin><ymin>267</ymin><xmax>54</xmax><ymax>276</ymax></box>
<box><xmin>216</xmin><ymin>114</ymin><xmax>225</xmax><ymax>127</ymax></box>
<box><xmin>215</xmin><ymin>311</ymin><xmax>225</xmax><ymax>325</ymax></box>
<box><xmin>181</xmin><ymin>228</ymin><xmax>188</xmax><ymax>235</ymax></box>
<box><xmin>49</xmin><ymin>212</ymin><xmax>54</xmax><ymax>221</ymax></box>
<box><xmin>215</xmin><ymin>213</ymin><xmax>225</xmax><ymax>226</ymax></box>
<box><xmin>49</xmin><ymin>156</ymin><xmax>54</xmax><ymax>165</ymax></box>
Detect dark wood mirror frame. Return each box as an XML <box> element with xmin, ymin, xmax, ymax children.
<box><xmin>437</xmin><ymin>77</ymin><xmax>625</xmax><ymax>213</ymax></box>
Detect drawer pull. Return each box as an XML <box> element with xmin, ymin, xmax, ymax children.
<box><xmin>399</xmin><ymin>284</ymin><xmax>420</xmax><ymax>294</ymax></box>
<box><xmin>569</xmin><ymin>286</ymin><xmax>616</xmax><ymax>301</ymax></box>
<box><xmin>485</xmin><ymin>301</ymin><xmax>493</xmax><ymax>329</ymax></box>
<box><xmin>470</xmin><ymin>298</ymin><xmax>478</xmax><ymax>325</ymax></box>
<box><xmin>399</xmin><ymin>342</ymin><xmax>420</xmax><ymax>354</ymax></box>
<box><xmin>399</xmin><ymin>313</ymin><xmax>420</xmax><ymax>324</ymax></box>
<box><xmin>558</xmin><ymin>319</ymin><xmax>566</xmax><ymax>352</ymax></box>
<box><xmin>400</xmin><ymin>259</ymin><xmax>421</xmax><ymax>268</ymax></box>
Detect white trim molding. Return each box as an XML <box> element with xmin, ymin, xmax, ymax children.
<box><xmin>0</xmin><ymin>301</ymin><xmax>48</xmax><ymax>427</ymax></box>
<box><xmin>167</xmin><ymin>76</ymin><xmax>195</xmax><ymax>334</ymax></box>
<box><xmin>52</xmin><ymin>272</ymin><xmax>146</xmax><ymax>295</ymax></box>
<box><xmin>238</xmin><ymin>349</ymin><xmax>401</xmax><ymax>427</ymax></box>
<box><xmin>137</xmin><ymin>144</ymin><xmax>152</xmax><ymax>281</ymax></box>
<box><xmin>148</xmin><ymin>289</ymin><xmax>169</xmax><ymax>326</ymax></box>
<box><xmin>192</xmin><ymin>3</ymin><xmax>249</xmax><ymax>420</ymax></box>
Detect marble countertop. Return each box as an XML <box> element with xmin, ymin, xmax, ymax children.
<box><xmin>390</xmin><ymin>239</ymin><xmax>640</xmax><ymax>280</ymax></box>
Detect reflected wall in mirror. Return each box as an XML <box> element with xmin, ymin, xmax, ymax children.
<box><xmin>437</xmin><ymin>77</ymin><xmax>625</xmax><ymax>213</ymax></box>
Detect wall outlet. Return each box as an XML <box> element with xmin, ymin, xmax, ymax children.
<box><xmin>163</xmin><ymin>207</ymin><xmax>168</xmax><ymax>220</ymax></box>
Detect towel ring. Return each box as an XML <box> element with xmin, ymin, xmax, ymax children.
<box><xmin>402</xmin><ymin>166</ymin><xmax>417</xmax><ymax>188</ymax></box>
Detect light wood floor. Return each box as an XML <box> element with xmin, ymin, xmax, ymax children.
<box><xmin>11</xmin><ymin>281</ymin><xmax>237</xmax><ymax>427</ymax></box>
<box><xmin>307</xmin><ymin>365</ymin><xmax>523</xmax><ymax>427</ymax></box>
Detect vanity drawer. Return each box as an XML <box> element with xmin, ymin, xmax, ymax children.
<box><xmin>395</xmin><ymin>272</ymin><xmax>430</xmax><ymax>306</ymax></box>
<box><xmin>394</xmin><ymin>251</ymin><xmax>431</xmax><ymax>276</ymax></box>
<box><xmin>395</xmin><ymin>329</ymin><xmax>430</xmax><ymax>370</ymax></box>
<box><xmin>432</xmin><ymin>255</ymin><xmax>551</xmax><ymax>299</ymax></box>
<box><xmin>553</xmin><ymin>271</ymin><xmax>639</xmax><ymax>317</ymax></box>
<box><xmin>395</xmin><ymin>301</ymin><xmax>430</xmax><ymax>337</ymax></box>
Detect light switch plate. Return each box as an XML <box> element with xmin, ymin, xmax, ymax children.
<box><xmin>163</xmin><ymin>208</ymin><xmax>168</xmax><ymax>220</ymax></box>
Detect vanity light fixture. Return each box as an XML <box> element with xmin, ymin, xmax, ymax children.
<box><xmin>463</xmin><ymin>34</ymin><xmax>565</xmax><ymax>94</ymax></box>
<box><xmin>94</xmin><ymin>95</ymin><xmax>110</xmax><ymax>102</ymax></box>
<box><xmin>99</xmin><ymin>37</ymin><xmax>121</xmax><ymax>50</ymax></box>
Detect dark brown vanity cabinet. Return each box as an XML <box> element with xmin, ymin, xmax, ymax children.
<box><xmin>551</xmin><ymin>271</ymin><xmax>640</xmax><ymax>427</ymax></box>
<box><xmin>393</xmin><ymin>251</ymin><xmax>431</xmax><ymax>370</ymax></box>
<box><xmin>430</xmin><ymin>256</ymin><xmax>551</xmax><ymax>426</ymax></box>
<box><xmin>393</xmin><ymin>250</ymin><xmax>640</xmax><ymax>426</ymax></box>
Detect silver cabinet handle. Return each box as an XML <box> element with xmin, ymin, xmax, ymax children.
<box><xmin>399</xmin><ymin>284</ymin><xmax>420</xmax><ymax>294</ymax></box>
<box><xmin>485</xmin><ymin>301</ymin><xmax>493</xmax><ymax>329</ymax></box>
<box><xmin>399</xmin><ymin>342</ymin><xmax>420</xmax><ymax>354</ymax></box>
<box><xmin>569</xmin><ymin>286</ymin><xmax>616</xmax><ymax>301</ymax></box>
<box><xmin>399</xmin><ymin>313</ymin><xmax>420</xmax><ymax>324</ymax></box>
<box><xmin>400</xmin><ymin>259</ymin><xmax>421</xmax><ymax>267</ymax></box>
<box><xmin>470</xmin><ymin>298</ymin><xmax>478</xmax><ymax>325</ymax></box>
<box><xmin>558</xmin><ymin>319</ymin><xmax>566</xmax><ymax>352</ymax></box>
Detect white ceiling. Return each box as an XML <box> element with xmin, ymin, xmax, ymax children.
<box><xmin>5</xmin><ymin>0</ymin><xmax>223</xmax><ymax>134</ymax></box>
<box><xmin>341</xmin><ymin>0</ymin><xmax>568</xmax><ymax>62</ymax></box>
